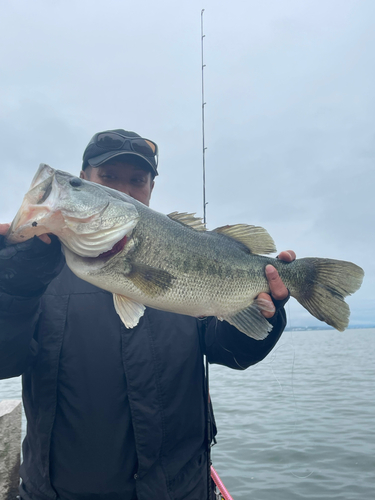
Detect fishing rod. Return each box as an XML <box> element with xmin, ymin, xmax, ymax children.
<box><xmin>201</xmin><ymin>9</ymin><xmax>207</xmax><ymax>226</ymax></box>
<box><xmin>200</xmin><ymin>10</ymin><xmax>233</xmax><ymax>500</ymax></box>
<box><xmin>200</xmin><ymin>11</ymin><xmax>212</xmax><ymax>499</ymax></box>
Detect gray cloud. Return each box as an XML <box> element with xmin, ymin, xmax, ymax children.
<box><xmin>0</xmin><ymin>0</ymin><xmax>373</xmax><ymax>327</ymax></box>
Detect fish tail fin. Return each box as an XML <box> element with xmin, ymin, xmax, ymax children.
<box><xmin>289</xmin><ymin>258</ymin><xmax>364</xmax><ymax>331</ymax></box>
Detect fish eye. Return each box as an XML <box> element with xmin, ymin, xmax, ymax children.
<box><xmin>70</xmin><ymin>178</ymin><xmax>82</xmax><ymax>188</ymax></box>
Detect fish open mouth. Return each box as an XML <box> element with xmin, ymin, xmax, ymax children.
<box><xmin>96</xmin><ymin>234</ymin><xmax>128</xmax><ymax>259</ymax></box>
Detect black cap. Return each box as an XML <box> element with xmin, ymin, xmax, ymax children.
<box><xmin>82</xmin><ymin>129</ymin><xmax>158</xmax><ymax>176</ymax></box>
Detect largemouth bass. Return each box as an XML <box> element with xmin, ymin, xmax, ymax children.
<box><xmin>7</xmin><ymin>164</ymin><xmax>364</xmax><ymax>339</ymax></box>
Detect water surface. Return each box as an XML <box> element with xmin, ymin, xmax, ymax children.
<box><xmin>1</xmin><ymin>328</ymin><xmax>374</xmax><ymax>499</ymax></box>
<box><xmin>210</xmin><ymin>328</ymin><xmax>375</xmax><ymax>499</ymax></box>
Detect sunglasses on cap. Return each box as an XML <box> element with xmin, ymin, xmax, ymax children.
<box><xmin>95</xmin><ymin>131</ymin><xmax>158</xmax><ymax>166</ymax></box>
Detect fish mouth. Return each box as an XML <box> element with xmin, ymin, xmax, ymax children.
<box><xmin>8</xmin><ymin>163</ymin><xmax>139</xmax><ymax>260</ymax></box>
<box><xmin>7</xmin><ymin>172</ymin><xmax>56</xmax><ymax>243</ymax></box>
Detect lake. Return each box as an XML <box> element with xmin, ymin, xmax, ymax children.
<box><xmin>1</xmin><ymin>328</ymin><xmax>374</xmax><ymax>499</ymax></box>
<box><xmin>210</xmin><ymin>328</ymin><xmax>375</xmax><ymax>499</ymax></box>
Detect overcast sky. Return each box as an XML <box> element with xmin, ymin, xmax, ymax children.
<box><xmin>0</xmin><ymin>0</ymin><xmax>373</xmax><ymax>328</ymax></box>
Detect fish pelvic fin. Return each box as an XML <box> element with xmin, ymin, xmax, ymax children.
<box><xmin>221</xmin><ymin>299</ymin><xmax>274</xmax><ymax>340</ymax></box>
<box><xmin>289</xmin><ymin>258</ymin><xmax>364</xmax><ymax>331</ymax></box>
<box><xmin>213</xmin><ymin>224</ymin><xmax>276</xmax><ymax>255</ymax></box>
<box><xmin>113</xmin><ymin>294</ymin><xmax>146</xmax><ymax>328</ymax></box>
<box><xmin>127</xmin><ymin>263</ymin><xmax>176</xmax><ymax>297</ymax></box>
<box><xmin>167</xmin><ymin>212</ymin><xmax>207</xmax><ymax>231</ymax></box>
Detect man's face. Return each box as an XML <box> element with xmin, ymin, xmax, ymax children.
<box><xmin>80</xmin><ymin>161</ymin><xmax>155</xmax><ymax>206</ymax></box>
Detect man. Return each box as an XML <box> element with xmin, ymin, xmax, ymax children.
<box><xmin>0</xmin><ymin>129</ymin><xmax>294</xmax><ymax>500</ymax></box>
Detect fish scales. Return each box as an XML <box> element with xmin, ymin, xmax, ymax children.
<box><xmin>93</xmin><ymin>207</ymin><xmax>268</xmax><ymax>318</ymax></box>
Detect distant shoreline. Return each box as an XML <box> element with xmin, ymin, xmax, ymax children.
<box><xmin>285</xmin><ymin>325</ymin><xmax>375</xmax><ymax>331</ymax></box>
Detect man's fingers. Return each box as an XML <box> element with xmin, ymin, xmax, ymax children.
<box><xmin>38</xmin><ymin>234</ymin><xmax>52</xmax><ymax>244</ymax></box>
<box><xmin>258</xmin><ymin>251</ymin><xmax>294</xmax><ymax>317</ymax></box>
<box><xmin>265</xmin><ymin>265</ymin><xmax>289</xmax><ymax>301</ymax></box>
<box><xmin>277</xmin><ymin>250</ymin><xmax>296</xmax><ymax>262</ymax></box>
<box><xmin>0</xmin><ymin>224</ymin><xmax>10</xmax><ymax>235</ymax></box>
<box><xmin>257</xmin><ymin>292</ymin><xmax>276</xmax><ymax>318</ymax></box>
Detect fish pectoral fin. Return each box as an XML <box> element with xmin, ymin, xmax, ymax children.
<box><xmin>213</xmin><ymin>224</ymin><xmax>276</xmax><ymax>255</ymax></box>
<box><xmin>127</xmin><ymin>264</ymin><xmax>176</xmax><ymax>297</ymax></box>
<box><xmin>113</xmin><ymin>294</ymin><xmax>145</xmax><ymax>328</ymax></box>
<box><xmin>167</xmin><ymin>212</ymin><xmax>206</xmax><ymax>231</ymax></box>
<box><xmin>222</xmin><ymin>300</ymin><xmax>273</xmax><ymax>340</ymax></box>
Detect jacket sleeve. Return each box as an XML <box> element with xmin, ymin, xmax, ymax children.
<box><xmin>0</xmin><ymin>235</ymin><xmax>65</xmax><ymax>379</ymax></box>
<box><xmin>201</xmin><ymin>296</ymin><xmax>288</xmax><ymax>370</ymax></box>
<box><xmin>0</xmin><ymin>292</ymin><xmax>42</xmax><ymax>379</ymax></box>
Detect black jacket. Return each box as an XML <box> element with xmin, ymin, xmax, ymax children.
<box><xmin>0</xmin><ymin>264</ymin><xmax>287</xmax><ymax>500</ymax></box>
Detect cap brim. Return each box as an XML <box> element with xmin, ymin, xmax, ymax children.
<box><xmin>87</xmin><ymin>151</ymin><xmax>158</xmax><ymax>176</ymax></box>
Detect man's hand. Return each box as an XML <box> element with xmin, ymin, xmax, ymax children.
<box><xmin>0</xmin><ymin>223</ymin><xmax>51</xmax><ymax>243</ymax></box>
<box><xmin>0</xmin><ymin>223</ymin><xmax>64</xmax><ymax>297</ymax></box>
<box><xmin>259</xmin><ymin>250</ymin><xmax>296</xmax><ymax>318</ymax></box>
<box><xmin>0</xmin><ymin>224</ymin><xmax>10</xmax><ymax>236</ymax></box>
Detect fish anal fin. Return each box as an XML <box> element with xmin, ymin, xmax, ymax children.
<box><xmin>128</xmin><ymin>263</ymin><xmax>176</xmax><ymax>297</ymax></box>
<box><xmin>167</xmin><ymin>212</ymin><xmax>206</xmax><ymax>231</ymax></box>
<box><xmin>113</xmin><ymin>294</ymin><xmax>145</xmax><ymax>328</ymax></box>
<box><xmin>213</xmin><ymin>224</ymin><xmax>276</xmax><ymax>255</ymax></box>
<box><xmin>222</xmin><ymin>301</ymin><xmax>273</xmax><ymax>340</ymax></box>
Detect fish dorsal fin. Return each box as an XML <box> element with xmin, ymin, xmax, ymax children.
<box><xmin>213</xmin><ymin>224</ymin><xmax>276</xmax><ymax>255</ymax></box>
<box><xmin>113</xmin><ymin>294</ymin><xmax>146</xmax><ymax>329</ymax></box>
<box><xmin>167</xmin><ymin>212</ymin><xmax>206</xmax><ymax>231</ymax></box>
